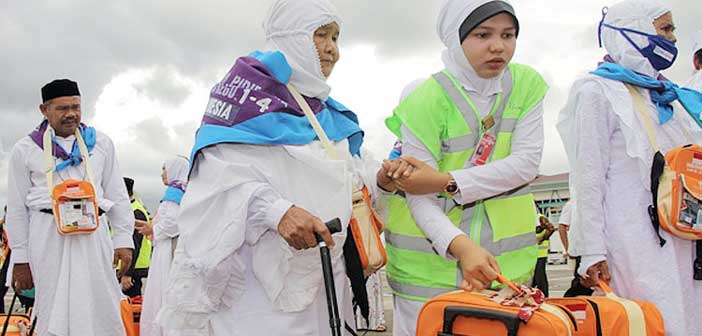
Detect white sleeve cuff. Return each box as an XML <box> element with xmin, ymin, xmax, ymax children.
<box><xmin>265</xmin><ymin>198</ymin><xmax>294</xmax><ymax>232</ymax></box>
<box><xmin>433</xmin><ymin>226</ymin><xmax>465</xmax><ymax>260</ymax></box>
<box><xmin>578</xmin><ymin>254</ymin><xmax>607</xmax><ymax>277</ymax></box>
<box><xmin>112</xmin><ymin>234</ymin><xmax>135</xmax><ymax>250</ymax></box>
<box><xmin>448</xmin><ymin>170</ymin><xmax>473</xmax><ymax>205</ymax></box>
<box><xmin>10</xmin><ymin>249</ymin><xmax>29</xmax><ymax>264</ymax></box>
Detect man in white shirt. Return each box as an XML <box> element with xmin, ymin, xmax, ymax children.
<box><xmin>6</xmin><ymin>79</ymin><xmax>134</xmax><ymax>335</ymax></box>
<box><xmin>558</xmin><ymin>200</ymin><xmax>592</xmax><ymax>297</ymax></box>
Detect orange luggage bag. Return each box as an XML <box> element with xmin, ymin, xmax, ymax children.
<box><xmin>121</xmin><ymin>296</ymin><xmax>142</xmax><ymax>336</ymax></box>
<box><xmin>547</xmin><ymin>281</ymin><xmax>665</xmax><ymax>336</ymax></box>
<box><xmin>416</xmin><ymin>290</ymin><xmax>576</xmax><ymax>336</ymax></box>
<box><xmin>0</xmin><ymin>293</ymin><xmax>33</xmax><ymax>336</ymax></box>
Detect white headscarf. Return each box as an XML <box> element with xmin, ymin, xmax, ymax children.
<box><xmin>263</xmin><ymin>0</ymin><xmax>342</xmax><ymax>100</ymax></box>
<box><xmin>436</xmin><ymin>0</ymin><xmax>513</xmax><ymax>96</ymax></box>
<box><xmin>164</xmin><ymin>156</ymin><xmax>189</xmax><ymax>185</ymax></box>
<box><xmin>692</xmin><ymin>30</ymin><xmax>702</xmax><ymax>56</ymax></box>
<box><xmin>600</xmin><ymin>0</ymin><xmax>671</xmax><ymax>77</ymax></box>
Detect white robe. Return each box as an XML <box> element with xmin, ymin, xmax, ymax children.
<box><xmin>140</xmin><ymin>200</ymin><xmax>180</xmax><ymax>336</ymax></box>
<box><xmin>157</xmin><ymin>140</ymin><xmax>379</xmax><ymax>336</ymax></box>
<box><xmin>558</xmin><ymin>74</ymin><xmax>702</xmax><ymax>336</ymax></box>
<box><xmin>5</xmin><ymin>131</ymin><xmax>133</xmax><ymax>336</ymax></box>
<box><xmin>683</xmin><ymin>70</ymin><xmax>702</xmax><ymax>92</ymax></box>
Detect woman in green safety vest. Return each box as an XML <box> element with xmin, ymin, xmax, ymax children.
<box><xmin>379</xmin><ymin>0</ymin><xmax>548</xmax><ymax>334</ymax></box>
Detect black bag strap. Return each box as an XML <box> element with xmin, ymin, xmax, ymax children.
<box><xmin>342</xmin><ymin>227</ymin><xmax>370</xmax><ymax>324</ymax></box>
<box><xmin>649</xmin><ymin>151</ymin><xmax>667</xmax><ymax>247</ymax></box>
<box><xmin>694</xmin><ymin>240</ymin><xmax>702</xmax><ymax>281</ymax></box>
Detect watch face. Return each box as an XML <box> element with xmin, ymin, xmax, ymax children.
<box><xmin>446</xmin><ymin>183</ymin><xmax>458</xmax><ymax>193</ymax></box>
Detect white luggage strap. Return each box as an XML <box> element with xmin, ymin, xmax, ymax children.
<box><xmin>539</xmin><ymin>303</ymin><xmax>573</xmax><ymax>336</ymax></box>
<box><xmin>286</xmin><ymin>83</ymin><xmax>341</xmax><ymax>160</ymax></box>
<box><xmin>598</xmin><ymin>280</ymin><xmax>646</xmax><ymax>336</ymax></box>
<box><xmin>43</xmin><ymin>125</ymin><xmax>96</xmax><ymax>193</ymax></box>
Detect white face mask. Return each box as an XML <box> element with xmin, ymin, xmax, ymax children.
<box><xmin>599</xmin><ymin>0</ymin><xmax>671</xmax><ymax>77</ymax></box>
<box><xmin>263</xmin><ymin>0</ymin><xmax>342</xmax><ymax>100</ymax></box>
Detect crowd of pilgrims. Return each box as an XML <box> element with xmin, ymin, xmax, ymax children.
<box><xmin>2</xmin><ymin>0</ymin><xmax>702</xmax><ymax>335</ymax></box>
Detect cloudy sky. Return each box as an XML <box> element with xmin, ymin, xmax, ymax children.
<box><xmin>1</xmin><ymin>0</ymin><xmax>700</xmax><ymax>210</ymax></box>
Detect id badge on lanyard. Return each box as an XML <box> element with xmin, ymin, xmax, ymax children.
<box><xmin>43</xmin><ymin>126</ymin><xmax>100</xmax><ymax>235</ymax></box>
<box><xmin>468</xmin><ymin>115</ymin><xmax>497</xmax><ymax>167</ymax></box>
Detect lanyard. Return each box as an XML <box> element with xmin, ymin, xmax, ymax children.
<box><xmin>442</xmin><ymin>71</ymin><xmax>502</xmax><ymax>136</ymax></box>
<box><xmin>43</xmin><ymin>126</ymin><xmax>95</xmax><ymax>194</ymax></box>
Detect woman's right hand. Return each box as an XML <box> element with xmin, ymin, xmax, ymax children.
<box><xmin>377</xmin><ymin>159</ymin><xmax>415</xmax><ymax>191</ymax></box>
<box><xmin>581</xmin><ymin>260</ymin><xmax>611</xmax><ymax>288</ymax></box>
<box><xmin>449</xmin><ymin>235</ymin><xmax>500</xmax><ymax>291</ymax></box>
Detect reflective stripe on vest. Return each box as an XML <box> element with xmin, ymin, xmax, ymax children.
<box><xmin>387</xmin><ymin>277</ymin><xmax>451</xmax><ymax>300</ymax></box>
<box><xmin>433</xmin><ymin>70</ymin><xmax>513</xmax><ymax>155</ymax></box>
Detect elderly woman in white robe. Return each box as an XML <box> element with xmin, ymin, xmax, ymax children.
<box><xmin>558</xmin><ymin>0</ymin><xmax>702</xmax><ymax>334</ymax></box>
<box><xmin>683</xmin><ymin>30</ymin><xmax>702</xmax><ymax>91</ymax></box>
<box><xmin>139</xmin><ymin>156</ymin><xmax>189</xmax><ymax>336</ymax></box>
<box><xmin>156</xmin><ymin>0</ymin><xmax>391</xmax><ymax>335</ymax></box>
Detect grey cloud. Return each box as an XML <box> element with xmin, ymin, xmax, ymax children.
<box><xmin>114</xmin><ymin>117</ymin><xmax>196</xmax><ymax>210</ymax></box>
<box><xmin>134</xmin><ymin>67</ymin><xmax>192</xmax><ymax>108</ymax></box>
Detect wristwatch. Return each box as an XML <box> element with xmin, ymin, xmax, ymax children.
<box><xmin>444</xmin><ymin>176</ymin><xmax>459</xmax><ymax>195</ymax></box>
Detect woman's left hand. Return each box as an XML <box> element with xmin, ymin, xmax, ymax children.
<box><xmin>394</xmin><ymin>156</ymin><xmax>451</xmax><ymax>195</ymax></box>
<box><xmin>135</xmin><ymin>219</ymin><xmax>153</xmax><ymax>237</ymax></box>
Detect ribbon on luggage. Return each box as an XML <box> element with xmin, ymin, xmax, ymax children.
<box><xmin>489</xmin><ymin>284</ymin><xmax>545</xmax><ymax>322</ymax></box>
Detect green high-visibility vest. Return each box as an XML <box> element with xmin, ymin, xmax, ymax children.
<box><xmin>536</xmin><ymin>232</ymin><xmax>550</xmax><ymax>258</ymax></box>
<box><xmin>384</xmin><ymin>64</ymin><xmax>548</xmax><ymax>302</ymax></box>
<box><xmin>131</xmin><ymin>198</ymin><xmax>152</xmax><ymax>270</ymax></box>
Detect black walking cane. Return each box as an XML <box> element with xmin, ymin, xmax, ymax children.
<box><xmin>316</xmin><ymin>218</ymin><xmax>343</xmax><ymax>336</ymax></box>
<box><xmin>0</xmin><ymin>292</ymin><xmax>18</xmax><ymax>336</ymax></box>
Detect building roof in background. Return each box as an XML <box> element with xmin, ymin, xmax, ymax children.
<box><xmin>531</xmin><ymin>173</ymin><xmax>569</xmax><ymax>194</ymax></box>
<box><xmin>532</xmin><ymin>173</ymin><xmax>569</xmax><ymax>185</ymax></box>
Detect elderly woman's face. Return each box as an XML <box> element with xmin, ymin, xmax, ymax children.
<box><xmin>653</xmin><ymin>12</ymin><xmax>676</xmax><ymax>43</ymax></box>
<box><xmin>313</xmin><ymin>22</ymin><xmax>340</xmax><ymax>78</ymax></box>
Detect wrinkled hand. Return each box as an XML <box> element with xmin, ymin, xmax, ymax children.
<box><xmin>581</xmin><ymin>260</ymin><xmax>611</xmax><ymax>288</ymax></box>
<box><xmin>278</xmin><ymin>206</ymin><xmax>334</xmax><ymax>250</ymax></box>
<box><xmin>377</xmin><ymin>159</ymin><xmax>415</xmax><ymax>192</ymax></box>
<box><xmin>135</xmin><ymin>219</ymin><xmax>153</xmax><ymax>237</ymax></box>
<box><xmin>394</xmin><ymin>156</ymin><xmax>451</xmax><ymax>195</ymax></box>
<box><xmin>449</xmin><ymin>235</ymin><xmax>500</xmax><ymax>291</ymax></box>
<box><xmin>114</xmin><ymin>248</ymin><xmax>134</xmax><ymax>278</ymax></box>
<box><xmin>120</xmin><ymin>275</ymin><xmax>133</xmax><ymax>291</ymax></box>
<box><xmin>12</xmin><ymin>263</ymin><xmax>33</xmax><ymax>292</ymax></box>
